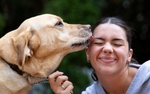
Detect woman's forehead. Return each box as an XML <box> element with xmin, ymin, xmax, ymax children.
<box><xmin>93</xmin><ymin>23</ymin><xmax>126</xmax><ymax>37</ymax></box>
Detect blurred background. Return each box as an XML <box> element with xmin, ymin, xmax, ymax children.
<box><xmin>0</xmin><ymin>0</ymin><xmax>150</xmax><ymax>94</ymax></box>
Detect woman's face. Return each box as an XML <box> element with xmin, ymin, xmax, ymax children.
<box><xmin>86</xmin><ymin>23</ymin><xmax>133</xmax><ymax>76</ymax></box>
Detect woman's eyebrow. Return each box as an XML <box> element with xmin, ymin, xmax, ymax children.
<box><xmin>94</xmin><ymin>37</ymin><xmax>125</xmax><ymax>42</ymax></box>
<box><xmin>94</xmin><ymin>37</ymin><xmax>105</xmax><ymax>41</ymax></box>
<box><xmin>112</xmin><ymin>38</ymin><xmax>125</xmax><ymax>42</ymax></box>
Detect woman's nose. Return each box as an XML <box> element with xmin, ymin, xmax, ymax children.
<box><xmin>102</xmin><ymin>43</ymin><xmax>113</xmax><ymax>54</ymax></box>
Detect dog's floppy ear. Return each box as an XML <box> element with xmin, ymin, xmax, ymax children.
<box><xmin>12</xmin><ymin>27</ymin><xmax>40</xmax><ymax>69</ymax></box>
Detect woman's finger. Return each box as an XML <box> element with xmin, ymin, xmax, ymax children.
<box><xmin>57</xmin><ymin>75</ymin><xmax>68</xmax><ymax>85</ymax></box>
<box><xmin>48</xmin><ymin>71</ymin><xmax>74</xmax><ymax>94</ymax></box>
<box><xmin>61</xmin><ymin>80</ymin><xmax>72</xmax><ymax>89</ymax></box>
<box><xmin>64</xmin><ymin>85</ymin><xmax>74</xmax><ymax>94</ymax></box>
<box><xmin>49</xmin><ymin>71</ymin><xmax>63</xmax><ymax>83</ymax></box>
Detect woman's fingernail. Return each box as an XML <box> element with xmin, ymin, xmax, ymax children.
<box><xmin>56</xmin><ymin>71</ymin><xmax>64</xmax><ymax>75</ymax></box>
<box><xmin>70</xmin><ymin>91</ymin><xmax>73</xmax><ymax>94</ymax></box>
<box><xmin>60</xmin><ymin>72</ymin><xmax>64</xmax><ymax>74</ymax></box>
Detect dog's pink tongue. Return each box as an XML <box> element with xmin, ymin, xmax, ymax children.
<box><xmin>89</xmin><ymin>36</ymin><xmax>94</xmax><ymax>42</ymax></box>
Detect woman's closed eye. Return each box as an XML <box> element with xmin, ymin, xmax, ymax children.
<box><xmin>94</xmin><ymin>42</ymin><xmax>104</xmax><ymax>46</ymax></box>
<box><xmin>94</xmin><ymin>41</ymin><xmax>123</xmax><ymax>47</ymax></box>
<box><xmin>112</xmin><ymin>38</ymin><xmax>125</xmax><ymax>47</ymax></box>
<box><xmin>113</xmin><ymin>42</ymin><xmax>123</xmax><ymax>47</ymax></box>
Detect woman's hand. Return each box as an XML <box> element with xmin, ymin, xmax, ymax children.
<box><xmin>49</xmin><ymin>71</ymin><xmax>74</xmax><ymax>94</ymax></box>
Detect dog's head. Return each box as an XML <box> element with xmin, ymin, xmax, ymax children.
<box><xmin>1</xmin><ymin>14</ymin><xmax>92</xmax><ymax>79</ymax></box>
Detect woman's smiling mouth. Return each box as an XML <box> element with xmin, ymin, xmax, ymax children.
<box><xmin>99</xmin><ymin>57</ymin><xmax>116</xmax><ymax>63</ymax></box>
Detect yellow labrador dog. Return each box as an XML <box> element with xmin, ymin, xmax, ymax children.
<box><xmin>0</xmin><ymin>14</ymin><xmax>92</xmax><ymax>94</ymax></box>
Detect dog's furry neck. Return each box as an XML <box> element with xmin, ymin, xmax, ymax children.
<box><xmin>2</xmin><ymin>58</ymin><xmax>49</xmax><ymax>85</ymax></box>
<box><xmin>0</xmin><ymin>58</ymin><xmax>32</xmax><ymax>94</ymax></box>
<box><xmin>3</xmin><ymin>58</ymin><xmax>24</xmax><ymax>75</ymax></box>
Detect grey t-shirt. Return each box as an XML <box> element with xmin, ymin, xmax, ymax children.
<box><xmin>82</xmin><ymin>60</ymin><xmax>150</xmax><ymax>94</ymax></box>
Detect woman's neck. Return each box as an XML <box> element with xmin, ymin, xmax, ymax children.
<box><xmin>97</xmin><ymin>67</ymin><xmax>137</xmax><ymax>94</ymax></box>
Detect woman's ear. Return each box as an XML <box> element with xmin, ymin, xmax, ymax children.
<box><xmin>127</xmin><ymin>49</ymin><xmax>133</xmax><ymax>63</ymax></box>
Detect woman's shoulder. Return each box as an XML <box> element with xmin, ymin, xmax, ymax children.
<box><xmin>82</xmin><ymin>81</ymin><xmax>105</xmax><ymax>94</ymax></box>
<box><xmin>142</xmin><ymin>60</ymin><xmax>150</xmax><ymax>66</ymax></box>
<box><xmin>130</xmin><ymin>60</ymin><xmax>150</xmax><ymax>82</ymax></box>
<box><xmin>139</xmin><ymin>60</ymin><xmax>150</xmax><ymax>71</ymax></box>
<box><xmin>81</xmin><ymin>82</ymin><xmax>97</xmax><ymax>94</ymax></box>
<box><xmin>130</xmin><ymin>60</ymin><xmax>150</xmax><ymax>69</ymax></box>
<box><xmin>127</xmin><ymin>60</ymin><xmax>150</xmax><ymax>93</ymax></box>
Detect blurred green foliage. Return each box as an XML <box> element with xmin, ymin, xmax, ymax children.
<box><xmin>43</xmin><ymin>0</ymin><xmax>100</xmax><ymax>24</ymax></box>
<box><xmin>0</xmin><ymin>0</ymin><xmax>150</xmax><ymax>94</ymax></box>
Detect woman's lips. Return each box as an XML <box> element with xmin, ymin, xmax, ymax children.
<box><xmin>99</xmin><ymin>57</ymin><xmax>116</xmax><ymax>63</ymax></box>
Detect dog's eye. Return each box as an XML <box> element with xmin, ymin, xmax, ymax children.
<box><xmin>55</xmin><ymin>21</ymin><xmax>63</xmax><ymax>26</ymax></box>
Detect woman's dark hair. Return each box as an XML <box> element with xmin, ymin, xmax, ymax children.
<box><xmin>91</xmin><ymin>17</ymin><xmax>132</xmax><ymax>49</ymax></box>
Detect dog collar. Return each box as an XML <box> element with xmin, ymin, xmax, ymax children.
<box><xmin>2</xmin><ymin>58</ymin><xmax>49</xmax><ymax>85</ymax></box>
<box><xmin>23</xmin><ymin>73</ymin><xmax>49</xmax><ymax>84</ymax></box>
<box><xmin>1</xmin><ymin>58</ymin><xmax>24</xmax><ymax>75</ymax></box>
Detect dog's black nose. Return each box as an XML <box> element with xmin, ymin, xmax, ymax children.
<box><xmin>83</xmin><ymin>25</ymin><xmax>91</xmax><ymax>30</ymax></box>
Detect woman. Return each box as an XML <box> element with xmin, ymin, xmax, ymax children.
<box><xmin>48</xmin><ymin>17</ymin><xmax>150</xmax><ymax>94</ymax></box>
